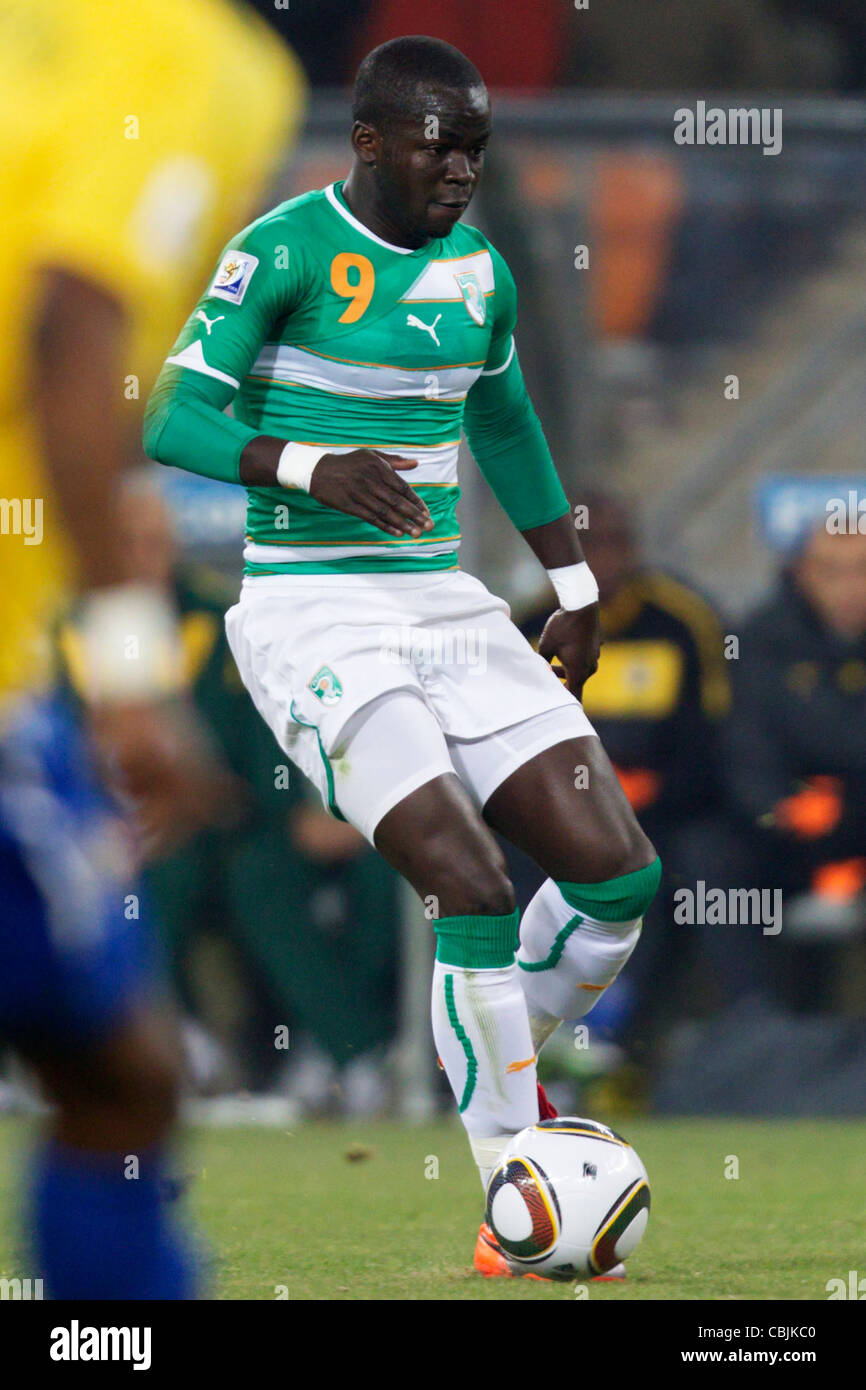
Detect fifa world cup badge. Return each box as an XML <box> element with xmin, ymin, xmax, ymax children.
<box><xmin>308</xmin><ymin>666</ymin><xmax>343</xmax><ymax>706</ymax></box>
<box><xmin>208</xmin><ymin>252</ymin><xmax>259</xmax><ymax>305</ymax></box>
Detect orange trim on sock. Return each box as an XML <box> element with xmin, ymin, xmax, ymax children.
<box><xmin>506</xmin><ymin>1055</ymin><xmax>537</xmax><ymax>1074</ymax></box>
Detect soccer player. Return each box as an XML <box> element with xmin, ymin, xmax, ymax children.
<box><xmin>145</xmin><ymin>35</ymin><xmax>661</xmax><ymax>1276</ymax></box>
<box><xmin>0</xmin><ymin>0</ymin><xmax>303</xmax><ymax>1297</ymax></box>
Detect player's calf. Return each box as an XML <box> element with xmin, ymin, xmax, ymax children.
<box><xmin>431</xmin><ymin>907</ymin><xmax>539</xmax><ymax>1189</ymax></box>
<box><xmin>25</xmin><ymin>1005</ymin><xmax>197</xmax><ymax>1299</ymax></box>
<box><xmin>376</xmin><ymin>775</ymin><xmax>537</xmax><ymax>1189</ymax></box>
<box><xmin>32</xmin><ymin>1001</ymin><xmax>182</xmax><ymax>1152</ymax></box>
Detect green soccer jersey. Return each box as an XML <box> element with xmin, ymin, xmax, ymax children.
<box><xmin>144</xmin><ymin>180</ymin><xmax>569</xmax><ymax>575</ymax></box>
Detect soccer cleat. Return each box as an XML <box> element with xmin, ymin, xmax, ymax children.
<box><xmin>537</xmin><ymin>1081</ymin><xmax>558</xmax><ymax>1121</ymax></box>
<box><xmin>474</xmin><ymin>1221</ymin><xmax>626</xmax><ymax>1282</ymax></box>
<box><xmin>474</xmin><ymin>1222</ymin><xmax>548</xmax><ymax>1280</ymax></box>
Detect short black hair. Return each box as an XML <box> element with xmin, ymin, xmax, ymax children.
<box><xmin>352</xmin><ymin>36</ymin><xmax>485</xmax><ymax>132</ymax></box>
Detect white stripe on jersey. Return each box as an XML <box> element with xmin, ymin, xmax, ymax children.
<box><xmin>480</xmin><ymin>338</ymin><xmax>515</xmax><ymax>375</ymax></box>
<box><xmin>248</xmin><ymin>344</ymin><xmax>480</xmax><ymax>400</ymax></box>
<box><xmin>401</xmin><ymin>249</ymin><xmax>495</xmax><ymax>303</ymax></box>
<box><xmin>243</xmin><ymin>539</ymin><xmax>461</xmax><ymax>565</ymax></box>
<box><xmin>165</xmin><ymin>339</ymin><xmax>240</xmax><ymax>388</ymax></box>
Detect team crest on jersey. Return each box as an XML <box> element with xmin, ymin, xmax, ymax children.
<box><xmin>309</xmin><ymin>665</ymin><xmax>343</xmax><ymax>706</ymax></box>
<box><xmin>454</xmin><ymin>270</ymin><xmax>486</xmax><ymax>326</ymax></box>
<box><xmin>208</xmin><ymin>251</ymin><xmax>259</xmax><ymax>305</ymax></box>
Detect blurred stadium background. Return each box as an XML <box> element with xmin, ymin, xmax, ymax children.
<box><xmin>4</xmin><ymin>0</ymin><xmax>866</xmax><ymax>1130</ymax></box>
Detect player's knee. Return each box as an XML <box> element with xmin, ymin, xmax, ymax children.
<box><xmin>443</xmin><ymin>865</ymin><xmax>516</xmax><ymax>919</ymax></box>
<box><xmin>90</xmin><ymin>1015</ymin><xmax>182</xmax><ymax>1136</ymax></box>
<box><xmin>111</xmin><ymin>1045</ymin><xmax>179</xmax><ymax>1130</ymax></box>
<box><xmin>133</xmin><ymin>1042</ymin><xmax>182</xmax><ymax>1134</ymax></box>
<box><xmin>621</xmin><ymin>825</ymin><xmax>658</xmax><ymax>880</ymax></box>
<box><xmin>465</xmin><ymin>870</ymin><xmax>517</xmax><ymax>920</ymax></box>
<box><xmin>433</xmin><ymin>857</ymin><xmax>520</xmax><ymax>969</ymax></box>
<box><xmin>584</xmin><ymin>818</ymin><xmax>657</xmax><ymax>886</ymax></box>
<box><xmin>460</xmin><ymin>842</ymin><xmax>515</xmax><ymax>917</ymax></box>
<box><xmin>47</xmin><ymin>1031</ymin><xmax>181</xmax><ymax>1151</ymax></box>
<box><xmin>426</xmin><ymin>836</ymin><xmax>516</xmax><ymax>918</ymax></box>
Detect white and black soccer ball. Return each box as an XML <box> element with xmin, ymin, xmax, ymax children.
<box><xmin>485</xmin><ymin>1117</ymin><xmax>651</xmax><ymax>1281</ymax></box>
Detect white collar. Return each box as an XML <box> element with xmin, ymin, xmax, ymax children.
<box><xmin>324</xmin><ymin>182</ymin><xmax>418</xmax><ymax>255</ymax></box>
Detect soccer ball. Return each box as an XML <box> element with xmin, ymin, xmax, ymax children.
<box><xmin>485</xmin><ymin>1117</ymin><xmax>651</xmax><ymax>1281</ymax></box>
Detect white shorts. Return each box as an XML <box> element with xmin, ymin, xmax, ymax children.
<box><xmin>225</xmin><ymin>570</ymin><xmax>596</xmax><ymax>842</ymax></box>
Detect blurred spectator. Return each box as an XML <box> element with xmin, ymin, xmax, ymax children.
<box><xmin>590</xmin><ymin>156</ymin><xmax>683</xmax><ymax>345</ymax></box>
<box><xmin>724</xmin><ymin>523</ymin><xmax>866</xmax><ymax>1010</ymax></box>
<box><xmin>574</xmin><ymin>491</ymin><xmax>730</xmax><ymax>825</ymax></box>
<box><xmin>513</xmin><ymin>491</ymin><xmax>745</xmax><ymax>1071</ymax></box>
<box><xmin>58</xmin><ymin>474</ymin><xmax>402</xmax><ymax>1109</ymax></box>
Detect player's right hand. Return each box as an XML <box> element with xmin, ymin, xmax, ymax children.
<box><xmin>310</xmin><ymin>450</ymin><xmax>434</xmax><ymax>538</ymax></box>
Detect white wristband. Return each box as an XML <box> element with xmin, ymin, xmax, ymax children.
<box><xmin>276</xmin><ymin>441</ymin><xmax>327</xmax><ymax>492</ymax></box>
<box><xmin>76</xmin><ymin>584</ymin><xmax>183</xmax><ymax>702</ymax></box>
<box><xmin>546</xmin><ymin>561</ymin><xmax>599</xmax><ymax>611</ymax></box>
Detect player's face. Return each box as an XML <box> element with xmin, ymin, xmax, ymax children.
<box><xmin>379</xmin><ymin>84</ymin><xmax>491</xmax><ymax>243</ymax></box>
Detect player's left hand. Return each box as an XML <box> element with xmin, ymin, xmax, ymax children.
<box><xmin>537</xmin><ymin>603</ymin><xmax>602</xmax><ymax>700</ymax></box>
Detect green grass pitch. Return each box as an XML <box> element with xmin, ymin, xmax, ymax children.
<box><xmin>0</xmin><ymin>1116</ymin><xmax>863</xmax><ymax>1300</ymax></box>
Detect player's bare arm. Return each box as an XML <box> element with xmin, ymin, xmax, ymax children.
<box><xmin>34</xmin><ymin>273</ymin><xmax>127</xmax><ymax>589</ymax></box>
<box><xmin>33</xmin><ymin>270</ymin><xmax>239</xmax><ymax>857</ymax></box>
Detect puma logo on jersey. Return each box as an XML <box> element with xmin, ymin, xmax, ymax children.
<box><xmin>196</xmin><ymin>310</ymin><xmax>225</xmax><ymax>335</ymax></box>
<box><xmin>406</xmin><ymin>312</ymin><xmax>442</xmax><ymax>347</ymax></box>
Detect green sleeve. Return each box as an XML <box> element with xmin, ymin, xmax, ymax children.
<box><xmin>461</xmin><ymin>245</ymin><xmax>570</xmax><ymax>532</ymax></box>
<box><xmin>143</xmin><ymin>369</ymin><xmax>256</xmax><ymax>485</ymax></box>
<box><xmin>143</xmin><ymin>218</ymin><xmax>306</xmax><ymax>484</ymax></box>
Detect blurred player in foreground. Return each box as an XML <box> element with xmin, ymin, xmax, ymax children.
<box><xmin>145</xmin><ymin>35</ymin><xmax>660</xmax><ymax>1280</ymax></box>
<box><xmin>0</xmin><ymin>0</ymin><xmax>303</xmax><ymax>1297</ymax></box>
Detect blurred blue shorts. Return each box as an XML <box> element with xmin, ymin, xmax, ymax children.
<box><xmin>0</xmin><ymin>694</ymin><xmax>153</xmax><ymax>1051</ymax></box>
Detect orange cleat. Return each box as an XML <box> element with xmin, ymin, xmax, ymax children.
<box><xmin>475</xmin><ymin>1221</ymin><xmax>626</xmax><ymax>1282</ymax></box>
<box><xmin>474</xmin><ymin>1222</ymin><xmax>549</xmax><ymax>1280</ymax></box>
<box><xmin>476</xmin><ymin>1091</ymin><xmax>628</xmax><ymax>1283</ymax></box>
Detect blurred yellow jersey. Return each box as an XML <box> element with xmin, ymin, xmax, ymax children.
<box><xmin>0</xmin><ymin>0</ymin><xmax>304</xmax><ymax>707</ymax></box>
